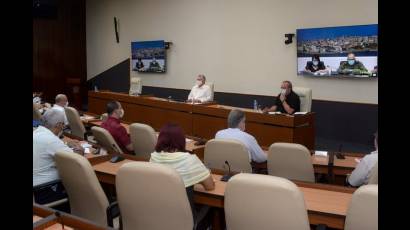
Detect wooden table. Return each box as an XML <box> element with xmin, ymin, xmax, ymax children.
<box><xmin>83</xmin><ymin>118</ymin><xmax>206</xmax><ymax>160</ymax></box>
<box><xmin>88</xmin><ymin>91</ymin><xmax>315</xmax><ymax>149</ymax></box>
<box><xmin>87</xmin><ymin>155</ymin><xmax>354</xmax><ymax>229</ymax></box>
<box><xmin>33</xmin><ymin>204</ymin><xmax>113</xmax><ymax>230</ymax></box>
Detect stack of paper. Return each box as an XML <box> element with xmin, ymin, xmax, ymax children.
<box><xmin>314</xmin><ymin>151</ymin><xmax>328</xmax><ymax>157</ymax></box>
<box><xmin>268</xmin><ymin>111</ymin><xmax>281</xmax><ymax>115</ymax></box>
<box><xmin>294</xmin><ymin>112</ymin><xmax>307</xmax><ymax>115</ymax></box>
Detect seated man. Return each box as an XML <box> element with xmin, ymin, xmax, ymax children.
<box><xmin>148</xmin><ymin>57</ymin><xmax>161</xmax><ymax>71</ymax></box>
<box><xmin>187</xmin><ymin>74</ymin><xmax>212</xmax><ymax>103</ymax></box>
<box><xmin>348</xmin><ymin>132</ymin><xmax>378</xmax><ymax>187</ymax></box>
<box><xmin>337</xmin><ymin>52</ymin><xmax>369</xmax><ymax>75</ymax></box>
<box><xmin>101</xmin><ymin>101</ymin><xmax>134</xmax><ymax>153</ymax></box>
<box><xmin>262</xmin><ymin>80</ymin><xmax>300</xmax><ymax>114</ymax></box>
<box><xmin>215</xmin><ymin>109</ymin><xmax>267</xmax><ymax>163</ymax></box>
<box><xmin>33</xmin><ymin>109</ymin><xmax>83</xmax><ymax>204</ymax></box>
<box><xmin>50</xmin><ymin>94</ymin><xmax>69</xmax><ymax>125</ymax></box>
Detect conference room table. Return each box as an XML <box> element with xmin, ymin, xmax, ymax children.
<box><xmin>86</xmin><ymin>154</ymin><xmax>355</xmax><ymax>230</ymax></box>
<box><xmin>33</xmin><ymin>204</ymin><xmax>114</xmax><ymax>230</ymax></box>
<box><xmin>87</xmin><ymin>91</ymin><xmax>315</xmax><ymax>149</ymax></box>
<box><xmin>81</xmin><ymin>113</ymin><xmax>361</xmax><ymax>177</ymax></box>
<box><xmin>80</xmin><ymin>117</ymin><xmax>206</xmax><ymax>160</ymax></box>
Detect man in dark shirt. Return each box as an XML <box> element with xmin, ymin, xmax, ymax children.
<box><xmin>101</xmin><ymin>101</ymin><xmax>134</xmax><ymax>153</ymax></box>
<box><xmin>262</xmin><ymin>81</ymin><xmax>300</xmax><ymax>114</ymax></box>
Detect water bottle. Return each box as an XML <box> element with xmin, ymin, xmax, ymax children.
<box><xmin>94</xmin><ymin>85</ymin><xmax>98</xmax><ymax>92</ymax></box>
<box><xmin>253</xmin><ymin>100</ymin><xmax>258</xmax><ymax>111</ymax></box>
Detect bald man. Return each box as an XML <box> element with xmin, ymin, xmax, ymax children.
<box><xmin>51</xmin><ymin>94</ymin><xmax>69</xmax><ymax>125</ymax></box>
<box><xmin>263</xmin><ymin>81</ymin><xmax>300</xmax><ymax>115</ymax></box>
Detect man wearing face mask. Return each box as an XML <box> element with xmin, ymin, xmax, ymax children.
<box><xmin>338</xmin><ymin>52</ymin><xmax>369</xmax><ymax>75</ymax></box>
<box><xmin>101</xmin><ymin>101</ymin><xmax>134</xmax><ymax>153</ymax></box>
<box><xmin>215</xmin><ymin>109</ymin><xmax>267</xmax><ymax>163</ymax></box>
<box><xmin>187</xmin><ymin>74</ymin><xmax>212</xmax><ymax>103</ymax></box>
<box><xmin>263</xmin><ymin>80</ymin><xmax>300</xmax><ymax>115</ymax></box>
<box><xmin>33</xmin><ymin>109</ymin><xmax>83</xmax><ymax>204</ymax></box>
<box><xmin>50</xmin><ymin>94</ymin><xmax>69</xmax><ymax>126</ymax></box>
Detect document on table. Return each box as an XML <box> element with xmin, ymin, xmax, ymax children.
<box><xmin>314</xmin><ymin>151</ymin><xmax>328</xmax><ymax>157</ymax></box>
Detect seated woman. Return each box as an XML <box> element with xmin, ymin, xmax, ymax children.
<box><xmin>305</xmin><ymin>54</ymin><xmax>327</xmax><ymax>74</ymax></box>
<box><xmin>150</xmin><ymin>123</ymin><xmax>214</xmax><ymax>228</ymax></box>
<box><xmin>150</xmin><ymin>123</ymin><xmax>214</xmax><ymax>190</ymax></box>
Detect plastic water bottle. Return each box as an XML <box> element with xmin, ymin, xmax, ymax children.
<box><xmin>253</xmin><ymin>100</ymin><xmax>258</xmax><ymax>111</ymax></box>
<box><xmin>94</xmin><ymin>85</ymin><xmax>98</xmax><ymax>92</ymax></box>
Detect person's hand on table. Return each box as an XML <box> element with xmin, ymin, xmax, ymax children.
<box><xmin>262</xmin><ymin>107</ymin><xmax>269</xmax><ymax>114</ymax></box>
<box><xmin>67</xmin><ymin>140</ymin><xmax>80</xmax><ymax>148</ymax></box>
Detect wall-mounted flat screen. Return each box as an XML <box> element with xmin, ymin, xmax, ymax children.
<box><xmin>297</xmin><ymin>24</ymin><xmax>378</xmax><ymax>78</ymax></box>
<box><xmin>132</xmin><ymin>40</ymin><xmax>166</xmax><ymax>73</ymax></box>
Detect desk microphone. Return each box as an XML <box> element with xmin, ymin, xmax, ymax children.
<box><xmin>336</xmin><ymin>144</ymin><xmax>345</xmax><ymax>159</ymax></box>
<box><xmin>221</xmin><ymin>160</ymin><xmax>232</xmax><ymax>182</ymax></box>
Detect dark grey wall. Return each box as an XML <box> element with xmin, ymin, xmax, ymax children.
<box><xmin>87</xmin><ymin>59</ymin><xmax>378</xmax><ymax>147</ymax></box>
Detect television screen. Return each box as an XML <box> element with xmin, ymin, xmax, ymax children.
<box><xmin>131</xmin><ymin>40</ymin><xmax>166</xmax><ymax>73</ymax></box>
<box><xmin>297</xmin><ymin>24</ymin><xmax>378</xmax><ymax>78</ymax></box>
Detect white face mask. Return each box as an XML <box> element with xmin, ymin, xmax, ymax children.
<box><xmin>65</xmin><ymin>102</ymin><xmax>69</xmax><ymax>107</ymax></box>
<box><xmin>281</xmin><ymin>89</ymin><xmax>287</xmax><ymax>95</ymax></box>
<box><xmin>118</xmin><ymin>109</ymin><xmax>124</xmax><ymax>118</ymax></box>
<box><xmin>196</xmin><ymin>80</ymin><xmax>202</xmax><ymax>86</ymax></box>
<box><xmin>312</xmin><ymin>60</ymin><xmax>319</xmax><ymax>66</ymax></box>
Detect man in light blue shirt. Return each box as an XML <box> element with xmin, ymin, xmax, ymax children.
<box><xmin>215</xmin><ymin>109</ymin><xmax>267</xmax><ymax>163</ymax></box>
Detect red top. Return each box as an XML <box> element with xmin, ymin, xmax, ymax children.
<box><xmin>101</xmin><ymin>116</ymin><xmax>131</xmax><ymax>153</ymax></box>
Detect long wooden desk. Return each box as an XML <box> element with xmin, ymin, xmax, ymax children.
<box><xmin>33</xmin><ymin>204</ymin><xmax>113</xmax><ymax>230</ymax></box>
<box><xmin>87</xmin><ymin>155</ymin><xmax>354</xmax><ymax>229</ymax></box>
<box><xmin>88</xmin><ymin>91</ymin><xmax>315</xmax><ymax>149</ymax></box>
<box><xmin>82</xmin><ymin>118</ymin><xmax>206</xmax><ymax>160</ymax></box>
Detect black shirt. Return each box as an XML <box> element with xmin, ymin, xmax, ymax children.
<box><xmin>275</xmin><ymin>91</ymin><xmax>300</xmax><ymax>114</ymax></box>
<box><xmin>305</xmin><ymin>61</ymin><xmax>325</xmax><ymax>72</ymax></box>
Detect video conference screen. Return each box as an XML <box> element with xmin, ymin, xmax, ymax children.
<box><xmin>297</xmin><ymin>24</ymin><xmax>378</xmax><ymax>78</ymax></box>
<box><xmin>131</xmin><ymin>40</ymin><xmax>166</xmax><ymax>73</ymax></box>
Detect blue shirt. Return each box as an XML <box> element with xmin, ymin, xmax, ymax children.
<box><xmin>215</xmin><ymin>128</ymin><xmax>267</xmax><ymax>163</ymax></box>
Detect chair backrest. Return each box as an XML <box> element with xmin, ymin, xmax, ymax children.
<box><xmin>100</xmin><ymin>113</ymin><xmax>108</xmax><ymax>122</ymax></box>
<box><xmin>292</xmin><ymin>87</ymin><xmax>312</xmax><ymax>112</ymax></box>
<box><xmin>33</xmin><ymin>103</ymin><xmax>42</xmax><ymax>120</ymax></box>
<box><xmin>54</xmin><ymin>151</ymin><xmax>109</xmax><ymax>226</ymax></box>
<box><xmin>129</xmin><ymin>77</ymin><xmax>142</xmax><ymax>95</ymax></box>
<box><xmin>116</xmin><ymin>162</ymin><xmax>193</xmax><ymax>230</ymax></box>
<box><xmin>368</xmin><ymin>161</ymin><xmax>378</xmax><ymax>184</ymax></box>
<box><xmin>204</xmin><ymin>139</ymin><xmax>252</xmax><ymax>173</ymax></box>
<box><xmin>225</xmin><ymin>173</ymin><xmax>310</xmax><ymax>230</ymax></box>
<box><xmin>345</xmin><ymin>184</ymin><xmax>378</xmax><ymax>230</ymax></box>
<box><xmin>207</xmin><ymin>82</ymin><xmax>214</xmax><ymax>101</ymax></box>
<box><xmin>267</xmin><ymin>143</ymin><xmax>315</xmax><ymax>182</ymax></box>
<box><xmin>129</xmin><ymin>123</ymin><xmax>157</xmax><ymax>159</ymax></box>
<box><xmin>64</xmin><ymin>106</ymin><xmax>86</xmax><ymax>138</ymax></box>
<box><xmin>91</xmin><ymin>126</ymin><xmax>123</xmax><ymax>154</ymax></box>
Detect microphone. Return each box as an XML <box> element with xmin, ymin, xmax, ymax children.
<box><xmin>336</xmin><ymin>144</ymin><xmax>345</xmax><ymax>159</ymax></box>
<box><xmin>221</xmin><ymin>160</ymin><xmax>233</xmax><ymax>182</ymax></box>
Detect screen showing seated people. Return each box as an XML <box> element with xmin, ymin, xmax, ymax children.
<box><xmin>297</xmin><ymin>24</ymin><xmax>378</xmax><ymax>78</ymax></box>
<box><xmin>131</xmin><ymin>40</ymin><xmax>166</xmax><ymax>73</ymax></box>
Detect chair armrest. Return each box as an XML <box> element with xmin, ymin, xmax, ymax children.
<box><xmin>106</xmin><ymin>201</ymin><xmax>120</xmax><ymax>227</ymax></box>
<box><xmin>33</xmin><ymin>179</ymin><xmax>62</xmax><ymax>192</ymax></box>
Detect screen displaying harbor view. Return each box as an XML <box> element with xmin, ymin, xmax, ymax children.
<box><xmin>297</xmin><ymin>24</ymin><xmax>378</xmax><ymax>78</ymax></box>
<box><xmin>131</xmin><ymin>40</ymin><xmax>166</xmax><ymax>73</ymax></box>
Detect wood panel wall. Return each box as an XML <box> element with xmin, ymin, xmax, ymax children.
<box><xmin>33</xmin><ymin>0</ymin><xmax>86</xmax><ymax>108</ymax></box>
